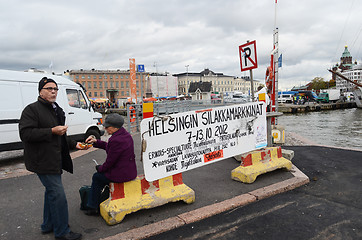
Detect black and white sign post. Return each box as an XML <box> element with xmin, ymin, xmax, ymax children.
<box><xmin>239</xmin><ymin>40</ymin><xmax>258</xmax><ymax>101</ymax></box>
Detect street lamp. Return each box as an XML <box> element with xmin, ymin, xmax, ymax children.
<box><xmin>153</xmin><ymin>62</ymin><xmax>159</xmax><ymax>97</ymax></box>
<box><xmin>185</xmin><ymin>65</ymin><xmax>189</xmax><ymax>95</ymax></box>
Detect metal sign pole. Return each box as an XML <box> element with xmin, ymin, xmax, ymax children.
<box><xmin>250</xmin><ymin>69</ymin><xmax>254</xmax><ymax>101</ymax></box>
<box><xmin>140</xmin><ymin>72</ymin><xmax>143</xmax><ymax>101</ymax></box>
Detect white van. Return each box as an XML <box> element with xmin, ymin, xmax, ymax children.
<box><xmin>278</xmin><ymin>94</ymin><xmax>294</xmax><ymax>103</ymax></box>
<box><xmin>0</xmin><ymin>69</ymin><xmax>104</xmax><ymax>152</ymax></box>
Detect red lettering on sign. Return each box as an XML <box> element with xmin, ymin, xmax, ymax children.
<box><xmin>204</xmin><ymin>150</ymin><xmax>224</xmax><ymax>163</ymax></box>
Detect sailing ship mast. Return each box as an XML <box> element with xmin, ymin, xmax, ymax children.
<box><xmin>267</xmin><ymin>0</ymin><xmax>279</xmax><ymax>124</ymax></box>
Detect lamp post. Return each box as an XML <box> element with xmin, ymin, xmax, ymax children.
<box><xmin>185</xmin><ymin>65</ymin><xmax>189</xmax><ymax>95</ymax></box>
<box><xmin>153</xmin><ymin>62</ymin><xmax>159</xmax><ymax>97</ymax></box>
<box><xmin>103</xmin><ymin>73</ymin><xmax>107</xmax><ymax>99</ymax></box>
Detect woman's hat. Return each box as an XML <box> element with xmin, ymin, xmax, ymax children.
<box><xmin>104</xmin><ymin>113</ymin><xmax>124</xmax><ymax>128</ymax></box>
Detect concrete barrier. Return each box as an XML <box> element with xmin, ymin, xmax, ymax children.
<box><xmin>100</xmin><ymin>173</ymin><xmax>195</xmax><ymax>225</ymax></box>
<box><xmin>231</xmin><ymin>147</ymin><xmax>292</xmax><ymax>183</ymax></box>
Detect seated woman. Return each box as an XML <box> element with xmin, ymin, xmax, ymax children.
<box><xmin>84</xmin><ymin>113</ymin><xmax>137</xmax><ymax>215</ymax></box>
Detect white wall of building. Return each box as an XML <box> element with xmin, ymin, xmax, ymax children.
<box><xmin>149</xmin><ymin>75</ymin><xmax>178</xmax><ymax>97</ymax></box>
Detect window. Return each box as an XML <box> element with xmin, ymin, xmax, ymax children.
<box><xmin>121</xmin><ymin>81</ymin><xmax>124</xmax><ymax>88</ymax></box>
<box><xmin>88</xmin><ymin>82</ymin><xmax>91</xmax><ymax>89</ymax></box>
<box><xmin>89</xmin><ymin>92</ymin><xmax>92</xmax><ymax>97</ymax></box>
<box><xmin>100</xmin><ymin>92</ymin><xmax>103</xmax><ymax>97</ymax></box>
<box><xmin>126</xmin><ymin>82</ymin><xmax>129</xmax><ymax>88</ymax></box>
<box><xmin>94</xmin><ymin>82</ymin><xmax>97</xmax><ymax>89</ymax></box>
<box><xmin>93</xmin><ymin>75</ymin><xmax>96</xmax><ymax>79</ymax></box>
<box><xmin>99</xmin><ymin>82</ymin><xmax>103</xmax><ymax>88</ymax></box>
<box><xmin>66</xmin><ymin>89</ymin><xmax>88</xmax><ymax>109</ymax></box>
<box><xmin>116</xmin><ymin>81</ymin><xmax>119</xmax><ymax>88</ymax></box>
<box><xmin>105</xmin><ymin>81</ymin><xmax>108</xmax><ymax>88</ymax></box>
<box><xmin>99</xmin><ymin>76</ymin><xmax>102</xmax><ymax>79</ymax></box>
<box><xmin>94</xmin><ymin>92</ymin><xmax>98</xmax><ymax>97</ymax></box>
<box><xmin>88</xmin><ymin>76</ymin><xmax>91</xmax><ymax>79</ymax></box>
<box><xmin>110</xmin><ymin>81</ymin><xmax>114</xmax><ymax>88</ymax></box>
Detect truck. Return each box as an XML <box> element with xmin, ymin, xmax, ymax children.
<box><xmin>0</xmin><ymin>69</ymin><xmax>104</xmax><ymax>152</ymax></box>
<box><xmin>317</xmin><ymin>89</ymin><xmax>340</xmax><ymax>103</ymax></box>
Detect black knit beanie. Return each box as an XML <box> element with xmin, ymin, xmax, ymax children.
<box><xmin>38</xmin><ymin>77</ymin><xmax>58</xmax><ymax>92</ymax></box>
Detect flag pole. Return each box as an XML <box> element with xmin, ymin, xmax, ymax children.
<box><xmin>272</xmin><ymin>0</ymin><xmax>279</xmax><ymax>121</ymax></box>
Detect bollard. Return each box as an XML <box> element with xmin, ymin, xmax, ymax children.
<box><xmin>99</xmin><ymin>173</ymin><xmax>195</xmax><ymax>225</ymax></box>
<box><xmin>231</xmin><ymin>146</ymin><xmax>292</xmax><ymax>183</ymax></box>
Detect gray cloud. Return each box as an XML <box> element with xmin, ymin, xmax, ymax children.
<box><xmin>0</xmin><ymin>0</ymin><xmax>361</xmax><ymax>90</ymax></box>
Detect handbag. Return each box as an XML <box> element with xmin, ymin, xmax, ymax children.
<box><xmin>79</xmin><ymin>185</ymin><xmax>110</xmax><ymax>210</ymax></box>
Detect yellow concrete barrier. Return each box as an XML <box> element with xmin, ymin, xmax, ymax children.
<box><xmin>231</xmin><ymin>146</ymin><xmax>292</xmax><ymax>183</ymax></box>
<box><xmin>99</xmin><ymin>173</ymin><xmax>195</xmax><ymax>225</ymax></box>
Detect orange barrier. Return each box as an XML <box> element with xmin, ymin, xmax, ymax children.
<box><xmin>232</xmin><ymin>146</ymin><xmax>292</xmax><ymax>183</ymax></box>
<box><xmin>99</xmin><ymin>173</ymin><xmax>195</xmax><ymax>225</ymax></box>
<box><xmin>129</xmin><ymin>106</ymin><xmax>136</xmax><ymax>122</ymax></box>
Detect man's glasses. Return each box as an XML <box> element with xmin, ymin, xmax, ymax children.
<box><xmin>43</xmin><ymin>87</ymin><xmax>59</xmax><ymax>92</ymax></box>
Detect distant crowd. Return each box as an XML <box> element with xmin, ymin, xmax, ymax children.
<box><xmin>91</xmin><ymin>101</ymin><xmax>118</xmax><ymax>110</ymax></box>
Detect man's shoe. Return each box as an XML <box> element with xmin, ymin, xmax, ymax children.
<box><xmin>55</xmin><ymin>231</ymin><xmax>82</xmax><ymax>240</ymax></box>
<box><xmin>41</xmin><ymin>229</ymin><xmax>53</xmax><ymax>234</ymax></box>
<box><xmin>85</xmin><ymin>209</ymin><xmax>99</xmax><ymax>216</ymax></box>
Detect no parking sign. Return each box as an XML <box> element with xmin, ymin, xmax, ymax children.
<box><xmin>239</xmin><ymin>40</ymin><xmax>258</xmax><ymax>72</ymax></box>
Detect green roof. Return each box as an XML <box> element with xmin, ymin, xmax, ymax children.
<box><xmin>342</xmin><ymin>46</ymin><xmax>352</xmax><ymax>58</ymax></box>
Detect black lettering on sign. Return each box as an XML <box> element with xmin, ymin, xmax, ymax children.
<box><xmin>166</xmin><ymin>163</ymin><xmax>178</xmax><ymax>172</ymax></box>
<box><xmin>215</xmin><ymin>124</ymin><xmax>228</xmax><ymax>136</ymax></box>
<box><xmin>244</xmin><ymin>47</ymin><xmax>251</xmax><ymax>66</ymax></box>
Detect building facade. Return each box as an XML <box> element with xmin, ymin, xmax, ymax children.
<box><xmin>147</xmin><ymin>73</ymin><xmax>178</xmax><ymax>97</ymax></box>
<box><xmin>332</xmin><ymin>46</ymin><xmax>361</xmax><ymax>91</ymax></box>
<box><xmin>66</xmin><ymin>69</ymin><xmax>147</xmax><ymax>102</ymax></box>
<box><xmin>233</xmin><ymin>76</ymin><xmax>262</xmax><ymax>95</ymax></box>
<box><xmin>175</xmin><ymin>68</ymin><xmax>261</xmax><ymax>96</ymax></box>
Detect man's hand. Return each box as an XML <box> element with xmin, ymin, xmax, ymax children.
<box><xmin>52</xmin><ymin>126</ymin><xmax>68</xmax><ymax>136</ymax></box>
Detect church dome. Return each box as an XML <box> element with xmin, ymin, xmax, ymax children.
<box><xmin>342</xmin><ymin>45</ymin><xmax>352</xmax><ymax>58</ymax></box>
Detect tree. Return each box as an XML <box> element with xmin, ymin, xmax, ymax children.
<box><xmin>310</xmin><ymin>77</ymin><xmax>327</xmax><ymax>90</ymax></box>
<box><xmin>328</xmin><ymin>79</ymin><xmax>336</xmax><ymax>88</ymax></box>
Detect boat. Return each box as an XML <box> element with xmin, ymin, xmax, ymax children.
<box><xmin>328</xmin><ymin>69</ymin><xmax>362</xmax><ymax>108</ymax></box>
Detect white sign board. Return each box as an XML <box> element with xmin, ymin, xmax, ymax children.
<box><xmin>239</xmin><ymin>40</ymin><xmax>258</xmax><ymax>72</ymax></box>
<box><xmin>140</xmin><ymin>102</ymin><xmax>267</xmax><ymax>181</ymax></box>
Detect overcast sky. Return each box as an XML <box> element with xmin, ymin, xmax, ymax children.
<box><xmin>1</xmin><ymin>0</ymin><xmax>361</xmax><ymax>90</ymax></box>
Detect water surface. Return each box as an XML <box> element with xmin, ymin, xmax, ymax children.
<box><xmin>278</xmin><ymin>108</ymin><xmax>362</xmax><ymax>149</ymax></box>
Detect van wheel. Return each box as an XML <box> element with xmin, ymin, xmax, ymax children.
<box><xmin>85</xmin><ymin>129</ymin><xmax>101</xmax><ymax>141</ymax></box>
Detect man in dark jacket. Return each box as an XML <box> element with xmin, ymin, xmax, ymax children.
<box><xmin>19</xmin><ymin>77</ymin><xmax>82</xmax><ymax>240</ymax></box>
<box><xmin>83</xmin><ymin>113</ymin><xmax>137</xmax><ymax>215</ymax></box>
